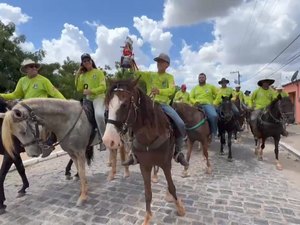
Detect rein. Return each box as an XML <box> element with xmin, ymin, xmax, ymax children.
<box><xmin>106</xmin><ymin>87</ymin><xmax>139</xmax><ymax>135</ymax></box>
<box><xmin>20</xmin><ymin>102</ymin><xmax>84</xmax><ymax>149</ymax></box>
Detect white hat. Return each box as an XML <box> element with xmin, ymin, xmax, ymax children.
<box><xmin>235</xmin><ymin>84</ymin><xmax>241</xmax><ymax>88</ymax></box>
<box><xmin>276</xmin><ymin>85</ymin><xmax>283</xmax><ymax>90</ymax></box>
<box><xmin>20</xmin><ymin>59</ymin><xmax>41</xmax><ymax>74</ymax></box>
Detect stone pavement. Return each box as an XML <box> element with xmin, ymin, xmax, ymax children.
<box><xmin>280</xmin><ymin>124</ymin><xmax>300</xmax><ymax>157</ymax></box>
<box><xmin>1</xmin><ymin>134</ymin><xmax>300</xmax><ymax>225</ymax></box>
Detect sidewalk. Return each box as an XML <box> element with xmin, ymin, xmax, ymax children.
<box><xmin>280</xmin><ymin>124</ymin><xmax>300</xmax><ymax>157</ymax></box>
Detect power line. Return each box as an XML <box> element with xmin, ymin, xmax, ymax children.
<box><xmin>254</xmin><ymin>31</ymin><xmax>300</xmax><ymax>76</ymax></box>
<box><xmin>267</xmin><ymin>53</ymin><xmax>300</xmax><ymax>77</ymax></box>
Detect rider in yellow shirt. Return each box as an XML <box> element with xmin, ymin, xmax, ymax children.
<box><xmin>0</xmin><ymin>58</ymin><xmax>65</xmax><ymax>157</ymax></box>
<box><xmin>244</xmin><ymin>90</ymin><xmax>252</xmax><ymax>107</ymax></box>
<box><xmin>75</xmin><ymin>53</ymin><xmax>107</xmax><ymax>150</ymax></box>
<box><xmin>174</xmin><ymin>84</ymin><xmax>190</xmax><ymax>104</ymax></box>
<box><xmin>275</xmin><ymin>85</ymin><xmax>289</xmax><ymax>97</ymax></box>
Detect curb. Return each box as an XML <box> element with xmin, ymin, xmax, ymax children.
<box><xmin>9</xmin><ymin>150</ymin><xmax>67</xmax><ymax>172</ymax></box>
<box><xmin>279</xmin><ymin>141</ymin><xmax>300</xmax><ymax>158</ymax></box>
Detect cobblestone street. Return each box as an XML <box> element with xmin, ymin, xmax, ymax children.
<box><xmin>1</xmin><ymin>133</ymin><xmax>300</xmax><ymax>225</ymax></box>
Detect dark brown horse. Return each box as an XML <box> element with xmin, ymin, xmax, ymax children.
<box><xmin>0</xmin><ymin>99</ymin><xmax>29</xmax><ymax>215</ymax></box>
<box><xmin>251</xmin><ymin>95</ymin><xmax>294</xmax><ymax>170</ymax></box>
<box><xmin>102</xmin><ymin>78</ymin><xmax>185</xmax><ymax>225</ymax></box>
<box><xmin>172</xmin><ymin>102</ymin><xmax>211</xmax><ymax>177</ymax></box>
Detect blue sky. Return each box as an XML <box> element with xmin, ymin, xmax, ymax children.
<box><xmin>1</xmin><ymin>0</ymin><xmax>300</xmax><ymax>91</ymax></box>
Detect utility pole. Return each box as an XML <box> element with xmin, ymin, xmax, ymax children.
<box><xmin>230</xmin><ymin>71</ymin><xmax>240</xmax><ymax>85</ymax></box>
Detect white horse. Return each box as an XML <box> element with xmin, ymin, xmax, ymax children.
<box><xmin>1</xmin><ymin>98</ymin><xmax>95</xmax><ymax>206</ymax></box>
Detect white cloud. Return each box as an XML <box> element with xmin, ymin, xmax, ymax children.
<box><xmin>133</xmin><ymin>16</ymin><xmax>173</xmax><ymax>56</ymax></box>
<box><xmin>162</xmin><ymin>0</ymin><xmax>242</xmax><ymax>27</ymax></box>
<box><xmin>0</xmin><ymin>3</ymin><xmax>31</xmax><ymax>25</ymax></box>
<box><xmin>41</xmin><ymin>23</ymin><xmax>91</xmax><ymax>64</ymax></box>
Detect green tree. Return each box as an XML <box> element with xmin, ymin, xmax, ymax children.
<box><xmin>0</xmin><ymin>21</ymin><xmax>44</xmax><ymax>91</ymax></box>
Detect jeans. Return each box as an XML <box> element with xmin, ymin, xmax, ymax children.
<box><xmin>93</xmin><ymin>96</ymin><xmax>106</xmax><ymax>138</ymax></box>
<box><xmin>161</xmin><ymin>104</ymin><xmax>186</xmax><ymax>137</ymax></box>
<box><xmin>199</xmin><ymin>104</ymin><xmax>218</xmax><ymax>136</ymax></box>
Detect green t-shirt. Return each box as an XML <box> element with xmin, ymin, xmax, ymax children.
<box><xmin>75</xmin><ymin>68</ymin><xmax>106</xmax><ymax>100</ymax></box>
<box><xmin>0</xmin><ymin>74</ymin><xmax>65</xmax><ymax>100</ymax></box>
<box><xmin>174</xmin><ymin>90</ymin><xmax>190</xmax><ymax>104</ymax></box>
<box><xmin>213</xmin><ymin>87</ymin><xmax>234</xmax><ymax>106</ymax></box>
<box><xmin>251</xmin><ymin>87</ymin><xmax>278</xmax><ymax>110</ymax></box>
<box><xmin>190</xmin><ymin>84</ymin><xmax>218</xmax><ymax>105</ymax></box>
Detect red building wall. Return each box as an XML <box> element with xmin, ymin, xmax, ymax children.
<box><xmin>283</xmin><ymin>81</ymin><xmax>300</xmax><ymax>124</ymax></box>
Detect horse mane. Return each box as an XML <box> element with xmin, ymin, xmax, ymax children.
<box><xmin>1</xmin><ymin>110</ymin><xmax>15</xmax><ymax>159</ymax></box>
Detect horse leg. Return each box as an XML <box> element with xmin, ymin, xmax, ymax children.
<box><xmin>220</xmin><ymin>132</ymin><xmax>225</xmax><ymax>155</ymax></box>
<box><xmin>107</xmin><ymin>147</ymin><xmax>113</xmax><ymax>167</ymax></box>
<box><xmin>0</xmin><ymin>154</ymin><xmax>14</xmax><ymax>214</ymax></box>
<box><xmin>13</xmin><ymin>154</ymin><xmax>29</xmax><ymax>197</ymax></box>
<box><xmin>65</xmin><ymin>158</ymin><xmax>73</xmax><ymax>180</ymax></box>
<box><xmin>254</xmin><ymin>138</ymin><xmax>259</xmax><ymax>155</ymax></box>
<box><xmin>227</xmin><ymin>132</ymin><xmax>233</xmax><ymax>162</ymax></box>
<box><xmin>274</xmin><ymin>137</ymin><xmax>282</xmax><ymax>170</ymax></box>
<box><xmin>182</xmin><ymin>139</ymin><xmax>192</xmax><ymax>178</ymax></box>
<box><xmin>258</xmin><ymin>138</ymin><xmax>265</xmax><ymax>161</ymax></box>
<box><xmin>202</xmin><ymin>140</ymin><xmax>212</xmax><ymax>174</ymax></box>
<box><xmin>119</xmin><ymin>145</ymin><xmax>130</xmax><ymax>178</ymax></box>
<box><xmin>75</xmin><ymin>152</ymin><xmax>88</xmax><ymax>206</ymax></box>
<box><xmin>151</xmin><ymin>166</ymin><xmax>159</xmax><ymax>183</ymax></box>
<box><xmin>140</xmin><ymin>165</ymin><xmax>153</xmax><ymax>225</ymax></box>
<box><xmin>162</xmin><ymin>165</ymin><xmax>185</xmax><ymax>217</ymax></box>
<box><xmin>107</xmin><ymin>149</ymin><xmax>117</xmax><ymax>181</ymax></box>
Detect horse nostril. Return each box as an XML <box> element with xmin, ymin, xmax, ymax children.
<box><xmin>110</xmin><ymin>140</ymin><xmax>115</xmax><ymax>148</ymax></box>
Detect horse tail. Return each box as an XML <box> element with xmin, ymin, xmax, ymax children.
<box><xmin>1</xmin><ymin>111</ymin><xmax>15</xmax><ymax>159</ymax></box>
<box><xmin>85</xmin><ymin>146</ymin><xmax>94</xmax><ymax>166</ymax></box>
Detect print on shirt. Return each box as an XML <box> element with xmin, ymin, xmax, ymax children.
<box><xmin>33</xmin><ymin>83</ymin><xmax>38</xmax><ymax>89</ymax></box>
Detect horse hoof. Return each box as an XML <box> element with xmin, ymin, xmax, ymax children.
<box><xmin>181</xmin><ymin>170</ymin><xmax>190</xmax><ymax>178</ymax></box>
<box><xmin>107</xmin><ymin>174</ymin><xmax>115</xmax><ymax>181</ymax></box>
<box><xmin>76</xmin><ymin>198</ymin><xmax>86</xmax><ymax>207</ymax></box>
<box><xmin>65</xmin><ymin>175</ymin><xmax>72</xmax><ymax>180</ymax></box>
<box><xmin>276</xmin><ymin>163</ymin><xmax>283</xmax><ymax>170</ymax></box>
<box><xmin>124</xmin><ymin>171</ymin><xmax>130</xmax><ymax>178</ymax></box>
<box><xmin>165</xmin><ymin>191</ymin><xmax>175</xmax><ymax>203</ymax></box>
<box><xmin>17</xmin><ymin>192</ymin><xmax>26</xmax><ymax>198</ymax></box>
<box><xmin>151</xmin><ymin>176</ymin><xmax>158</xmax><ymax>183</ymax></box>
<box><xmin>258</xmin><ymin>156</ymin><xmax>263</xmax><ymax>161</ymax></box>
<box><xmin>0</xmin><ymin>208</ymin><xmax>6</xmax><ymax>215</ymax></box>
<box><xmin>227</xmin><ymin>158</ymin><xmax>233</xmax><ymax>162</ymax></box>
<box><xmin>206</xmin><ymin>167</ymin><xmax>212</xmax><ymax>174</ymax></box>
<box><xmin>176</xmin><ymin>198</ymin><xmax>185</xmax><ymax>217</ymax></box>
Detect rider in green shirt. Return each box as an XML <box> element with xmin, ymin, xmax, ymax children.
<box><xmin>244</xmin><ymin>90</ymin><xmax>252</xmax><ymax>107</ymax></box>
<box><xmin>275</xmin><ymin>85</ymin><xmax>289</xmax><ymax>98</ymax></box>
<box><xmin>174</xmin><ymin>84</ymin><xmax>190</xmax><ymax>104</ymax></box>
<box><xmin>123</xmin><ymin>53</ymin><xmax>189</xmax><ymax>167</ymax></box>
<box><xmin>75</xmin><ymin>53</ymin><xmax>107</xmax><ymax>150</ymax></box>
<box><xmin>0</xmin><ymin>58</ymin><xmax>65</xmax><ymax>157</ymax></box>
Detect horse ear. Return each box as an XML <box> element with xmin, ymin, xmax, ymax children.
<box><xmin>133</xmin><ymin>76</ymin><xmax>141</xmax><ymax>88</ymax></box>
<box><xmin>0</xmin><ymin>112</ymin><xmax>5</xmax><ymax>118</ymax></box>
<box><xmin>12</xmin><ymin>109</ymin><xmax>24</xmax><ymax>122</ymax></box>
<box><xmin>229</xmin><ymin>94</ymin><xmax>233</xmax><ymax>99</ymax></box>
<box><xmin>277</xmin><ymin>94</ymin><xmax>282</xmax><ymax>100</ymax></box>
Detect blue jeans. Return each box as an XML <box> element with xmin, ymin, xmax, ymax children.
<box><xmin>200</xmin><ymin>104</ymin><xmax>218</xmax><ymax>136</ymax></box>
<box><xmin>161</xmin><ymin>104</ymin><xmax>186</xmax><ymax>137</ymax></box>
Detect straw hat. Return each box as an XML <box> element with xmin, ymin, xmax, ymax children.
<box><xmin>257</xmin><ymin>78</ymin><xmax>275</xmax><ymax>87</ymax></box>
<box><xmin>20</xmin><ymin>59</ymin><xmax>41</xmax><ymax>74</ymax></box>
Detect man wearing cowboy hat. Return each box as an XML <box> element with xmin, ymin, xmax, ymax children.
<box><xmin>275</xmin><ymin>85</ymin><xmax>288</xmax><ymax>97</ymax></box>
<box><xmin>250</xmin><ymin>78</ymin><xmax>288</xmax><ymax>136</ymax></box>
<box><xmin>123</xmin><ymin>53</ymin><xmax>189</xmax><ymax>167</ymax></box>
<box><xmin>0</xmin><ymin>59</ymin><xmax>65</xmax><ymax>100</ymax></box>
<box><xmin>0</xmin><ymin>58</ymin><xmax>65</xmax><ymax>157</ymax></box>
<box><xmin>244</xmin><ymin>90</ymin><xmax>252</xmax><ymax>107</ymax></box>
<box><xmin>233</xmin><ymin>84</ymin><xmax>245</xmax><ymax>103</ymax></box>
<box><xmin>214</xmin><ymin>77</ymin><xmax>243</xmax><ymax>131</ymax></box>
<box><xmin>174</xmin><ymin>84</ymin><xmax>190</xmax><ymax>104</ymax></box>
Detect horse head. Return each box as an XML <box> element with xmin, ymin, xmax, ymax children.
<box><xmin>280</xmin><ymin>96</ymin><xmax>295</xmax><ymax>124</ymax></box>
<box><xmin>2</xmin><ymin>104</ymin><xmax>43</xmax><ymax>158</ymax></box>
<box><xmin>103</xmin><ymin>78</ymin><xmax>141</xmax><ymax>149</ymax></box>
<box><xmin>219</xmin><ymin>95</ymin><xmax>234</xmax><ymax>122</ymax></box>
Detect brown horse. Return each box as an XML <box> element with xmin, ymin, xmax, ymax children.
<box><xmin>250</xmin><ymin>96</ymin><xmax>295</xmax><ymax>170</ymax></box>
<box><xmin>172</xmin><ymin>102</ymin><xmax>211</xmax><ymax>177</ymax></box>
<box><xmin>102</xmin><ymin>78</ymin><xmax>185</xmax><ymax>225</ymax></box>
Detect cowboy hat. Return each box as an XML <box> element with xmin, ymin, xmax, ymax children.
<box><xmin>257</xmin><ymin>78</ymin><xmax>275</xmax><ymax>87</ymax></box>
<box><xmin>218</xmin><ymin>78</ymin><xmax>229</xmax><ymax>84</ymax></box>
<box><xmin>20</xmin><ymin>59</ymin><xmax>41</xmax><ymax>74</ymax></box>
<box><xmin>154</xmin><ymin>53</ymin><xmax>170</xmax><ymax>64</ymax></box>
<box><xmin>276</xmin><ymin>85</ymin><xmax>283</xmax><ymax>90</ymax></box>
<box><xmin>244</xmin><ymin>90</ymin><xmax>251</xmax><ymax>95</ymax></box>
<box><xmin>235</xmin><ymin>84</ymin><xmax>241</xmax><ymax>88</ymax></box>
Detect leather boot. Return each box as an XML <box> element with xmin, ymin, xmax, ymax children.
<box><xmin>122</xmin><ymin>152</ymin><xmax>138</xmax><ymax>166</ymax></box>
<box><xmin>174</xmin><ymin>137</ymin><xmax>189</xmax><ymax>167</ymax></box>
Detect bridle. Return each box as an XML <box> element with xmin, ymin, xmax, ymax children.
<box><xmin>106</xmin><ymin>87</ymin><xmax>139</xmax><ymax>135</ymax></box>
<box><xmin>19</xmin><ymin>102</ymin><xmax>83</xmax><ymax>149</ymax></box>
